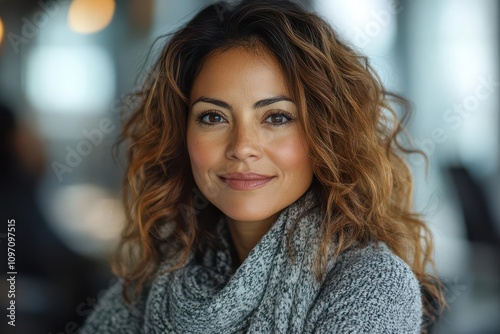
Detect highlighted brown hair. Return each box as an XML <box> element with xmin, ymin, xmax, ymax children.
<box><xmin>113</xmin><ymin>0</ymin><xmax>445</xmax><ymax>331</ymax></box>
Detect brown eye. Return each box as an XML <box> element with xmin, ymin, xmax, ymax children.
<box><xmin>270</xmin><ymin>114</ymin><xmax>285</xmax><ymax>123</ymax></box>
<box><xmin>264</xmin><ymin>111</ymin><xmax>294</xmax><ymax>126</ymax></box>
<box><xmin>207</xmin><ymin>114</ymin><xmax>223</xmax><ymax>123</ymax></box>
<box><xmin>195</xmin><ymin>111</ymin><xmax>227</xmax><ymax>127</ymax></box>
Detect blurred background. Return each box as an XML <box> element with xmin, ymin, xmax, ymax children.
<box><xmin>0</xmin><ymin>0</ymin><xmax>498</xmax><ymax>333</ymax></box>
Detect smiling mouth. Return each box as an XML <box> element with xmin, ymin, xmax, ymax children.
<box><xmin>218</xmin><ymin>176</ymin><xmax>275</xmax><ymax>190</ymax></box>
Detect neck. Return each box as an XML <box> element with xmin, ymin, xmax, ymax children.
<box><xmin>225</xmin><ymin>212</ymin><xmax>280</xmax><ymax>268</ymax></box>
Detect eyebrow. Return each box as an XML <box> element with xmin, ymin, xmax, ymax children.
<box><xmin>191</xmin><ymin>95</ymin><xmax>294</xmax><ymax>110</ymax></box>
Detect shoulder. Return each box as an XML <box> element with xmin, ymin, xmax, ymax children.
<box><xmin>307</xmin><ymin>241</ymin><xmax>423</xmax><ymax>333</ymax></box>
<box><xmin>326</xmin><ymin>241</ymin><xmax>421</xmax><ymax>297</ymax></box>
<box><xmin>80</xmin><ymin>279</ymin><xmax>145</xmax><ymax>334</ymax></box>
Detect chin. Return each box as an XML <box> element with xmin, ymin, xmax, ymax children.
<box><xmin>219</xmin><ymin>203</ymin><xmax>279</xmax><ymax>223</ymax></box>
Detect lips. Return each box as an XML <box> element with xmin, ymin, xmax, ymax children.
<box><xmin>218</xmin><ymin>172</ymin><xmax>275</xmax><ymax>190</ymax></box>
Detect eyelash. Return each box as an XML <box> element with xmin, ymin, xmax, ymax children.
<box><xmin>195</xmin><ymin>110</ymin><xmax>295</xmax><ymax>127</ymax></box>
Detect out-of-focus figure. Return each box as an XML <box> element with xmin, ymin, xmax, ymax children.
<box><xmin>0</xmin><ymin>102</ymin><xmax>97</xmax><ymax>334</ymax></box>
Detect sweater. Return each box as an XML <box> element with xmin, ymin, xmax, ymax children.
<box><xmin>81</xmin><ymin>188</ymin><xmax>423</xmax><ymax>333</ymax></box>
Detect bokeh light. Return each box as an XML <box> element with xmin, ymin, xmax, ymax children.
<box><xmin>0</xmin><ymin>17</ymin><xmax>4</xmax><ymax>47</ymax></box>
<box><xmin>68</xmin><ymin>0</ymin><xmax>115</xmax><ymax>34</ymax></box>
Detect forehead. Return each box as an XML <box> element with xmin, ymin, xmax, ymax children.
<box><xmin>189</xmin><ymin>46</ymin><xmax>291</xmax><ymax>104</ymax></box>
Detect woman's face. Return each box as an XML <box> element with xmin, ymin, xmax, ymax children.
<box><xmin>187</xmin><ymin>46</ymin><xmax>314</xmax><ymax>223</ymax></box>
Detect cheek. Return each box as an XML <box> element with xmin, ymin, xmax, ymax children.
<box><xmin>187</xmin><ymin>131</ymin><xmax>216</xmax><ymax>175</ymax></box>
<box><xmin>270</xmin><ymin>134</ymin><xmax>311</xmax><ymax>174</ymax></box>
<box><xmin>187</xmin><ymin>136</ymin><xmax>204</xmax><ymax>171</ymax></box>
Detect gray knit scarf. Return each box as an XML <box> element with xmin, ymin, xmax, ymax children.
<box><xmin>144</xmin><ymin>188</ymin><xmax>331</xmax><ymax>333</ymax></box>
<box><xmin>81</xmin><ymin>186</ymin><xmax>423</xmax><ymax>333</ymax></box>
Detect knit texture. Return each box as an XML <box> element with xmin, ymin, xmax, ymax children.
<box><xmin>81</xmin><ymin>189</ymin><xmax>423</xmax><ymax>333</ymax></box>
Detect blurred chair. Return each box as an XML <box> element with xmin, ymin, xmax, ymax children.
<box><xmin>446</xmin><ymin>165</ymin><xmax>500</xmax><ymax>246</ymax></box>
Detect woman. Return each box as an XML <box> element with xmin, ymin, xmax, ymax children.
<box><xmin>82</xmin><ymin>0</ymin><xmax>445</xmax><ymax>332</ymax></box>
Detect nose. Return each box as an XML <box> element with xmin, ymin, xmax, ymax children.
<box><xmin>225</xmin><ymin>122</ymin><xmax>263</xmax><ymax>161</ymax></box>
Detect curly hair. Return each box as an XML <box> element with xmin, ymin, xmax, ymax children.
<box><xmin>112</xmin><ymin>0</ymin><xmax>446</xmax><ymax>331</ymax></box>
